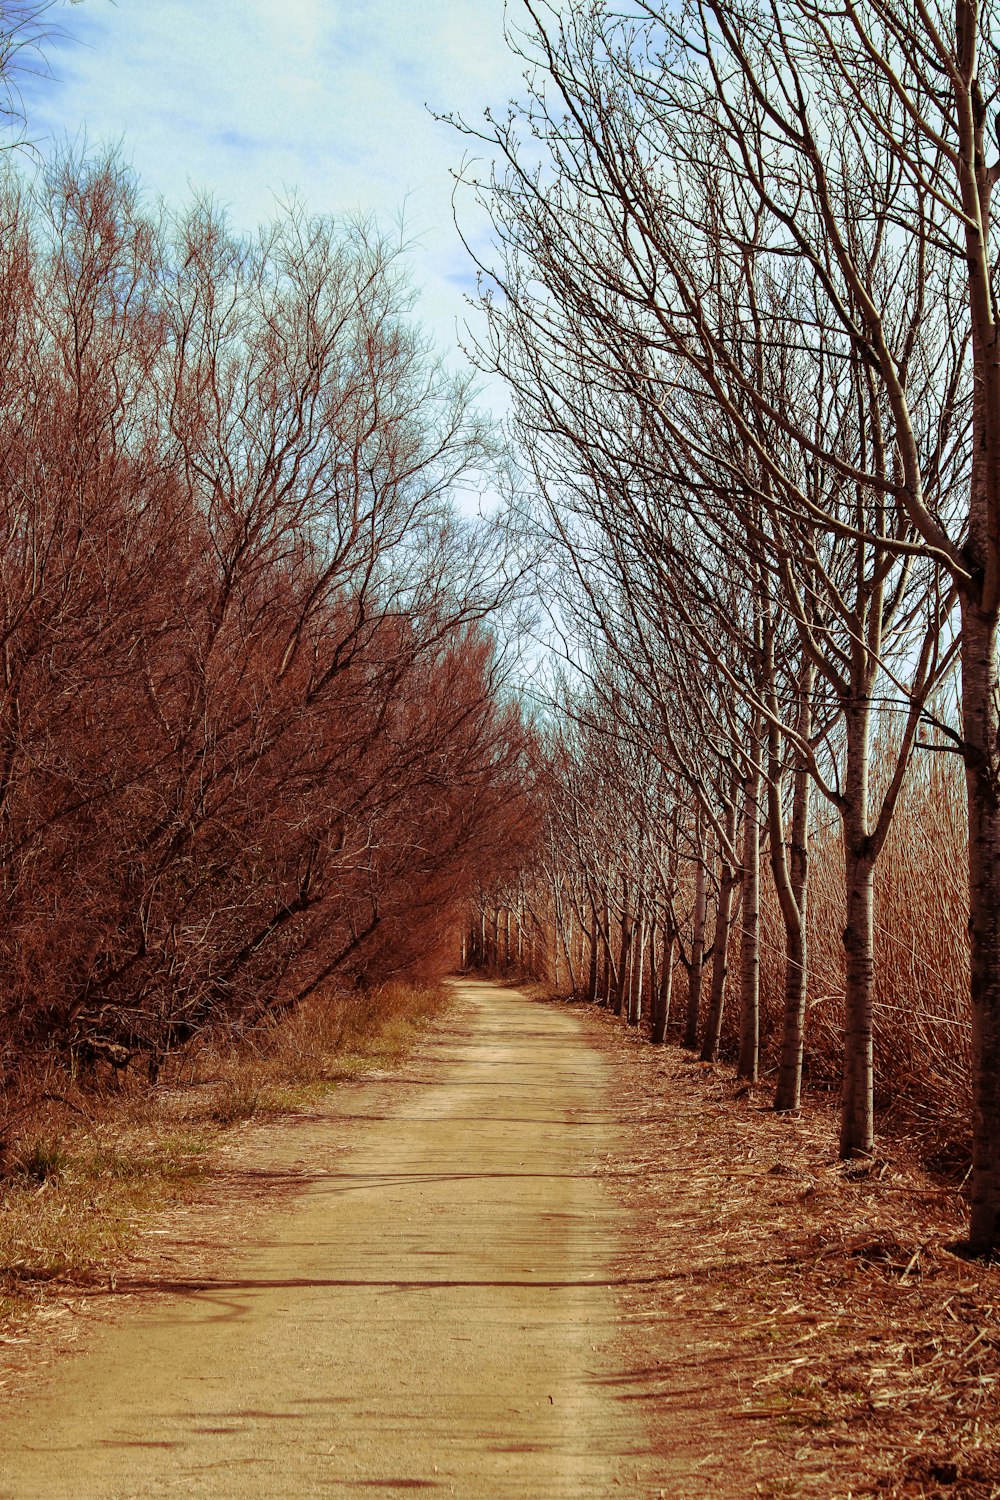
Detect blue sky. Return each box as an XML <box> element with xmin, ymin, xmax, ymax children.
<box><xmin>17</xmin><ymin>0</ymin><xmax>527</xmax><ymax>378</ymax></box>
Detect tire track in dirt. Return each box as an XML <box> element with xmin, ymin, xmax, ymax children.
<box><xmin>0</xmin><ymin>981</ymin><xmax>657</xmax><ymax>1500</ymax></box>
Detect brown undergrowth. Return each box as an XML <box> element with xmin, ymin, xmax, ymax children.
<box><xmin>0</xmin><ymin>981</ymin><xmax>449</xmax><ymax>1332</ymax></box>
<box><xmin>566</xmin><ymin>998</ymin><xmax>1000</xmax><ymax>1500</ymax></box>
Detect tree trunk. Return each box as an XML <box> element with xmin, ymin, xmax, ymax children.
<box><xmin>701</xmin><ymin>804</ymin><xmax>739</xmax><ymax>1062</ymax></box>
<box><xmin>961</xmin><ymin>601</ymin><xmax>1000</xmax><ymax>1252</ymax></box>
<box><xmin>839</xmin><ymin>699</ymin><xmax>876</xmax><ymax>1157</ymax></box>
<box><xmin>737</xmin><ymin>748</ymin><xmax>761</xmax><ymax>1081</ymax></box>
<box><xmin>772</xmin><ymin>674</ymin><xmax>813</xmax><ymax>1112</ymax></box>
<box><xmin>773</xmin><ymin>898</ymin><xmax>808</xmax><ymax>1110</ymax></box>
<box><xmin>628</xmin><ymin>903</ymin><xmax>645</xmax><ymax>1027</ymax></box>
<box><xmin>651</xmin><ymin>923</ymin><xmax>674</xmax><ymax>1044</ymax></box>
<box><xmin>683</xmin><ymin>832</ymin><xmax>709</xmax><ymax>1048</ymax></box>
<box><xmin>598</xmin><ymin>893</ymin><xmax>614</xmax><ymax>1005</ymax></box>
<box><xmin>559</xmin><ymin>897</ymin><xmax>578</xmax><ymax>995</ymax></box>
<box><xmin>587</xmin><ymin>902</ymin><xmax>600</xmax><ymax>1002</ymax></box>
<box><xmin>840</xmin><ymin>846</ymin><xmax>875</xmax><ymax>1156</ymax></box>
<box><xmin>614</xmin><ymin>882</ymin><xmax>631</xmax><ymax>1017</ymax></box>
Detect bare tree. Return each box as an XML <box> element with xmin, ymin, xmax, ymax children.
<box><xmin>453</xmin><ymin>0</ymin><xmax>979</xmax><ymax>1205</ymax></box>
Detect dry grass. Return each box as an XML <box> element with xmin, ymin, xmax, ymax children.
<box><xmin>0</xmin><ymin>980</ymin><xmax>450</xmax><ymax>1328</ymax></box>
<box><xmin>573</xmin><ymin>999</ymin><xmax>1000</xmax><ymax>1500</ymax></box>
<box><xmin>717</xmin><ymin>750</ymin><xmax>972</xmax><ymax>1164</ymax></box>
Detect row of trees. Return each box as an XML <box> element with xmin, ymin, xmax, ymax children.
<box><xmin>455</xmin><ymin>0</ymin><xmax>1000</xmax><ymax>1254</ymax></box>
<box><xmin>473</xmin><ymin>698</ymin><xmax>971</xmax><ymax>1140</ymax></box>
<box><xmin>0</xmin><ymin>149</ymin><xmax>537</xmax><ymax>1087</ymax></box>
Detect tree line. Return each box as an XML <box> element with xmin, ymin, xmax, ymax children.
<box><xmin>455</xmin><ymin>0</ymin><xmax>1000</xmax><ymax>1257</ymax></box>
<box><xmin>0</xmin><ymin>143</ymin><xmax>538</xmax><ymax>1089</ymax></box>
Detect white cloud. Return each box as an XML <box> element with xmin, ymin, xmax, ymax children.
<box><xmin>18</xmin><ymin>0</ymin><xmax>527</xmax><ymax>375</ymax></box>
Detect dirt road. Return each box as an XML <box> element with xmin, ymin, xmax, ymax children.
<box><xmin>0</xmin><ymin>981</ymin><xmax>654</xmax><ymax>1499</ymax></box>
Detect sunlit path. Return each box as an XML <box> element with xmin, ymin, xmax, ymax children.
<box><xmin>0</xmin><ymin>982</ymin><xmax>653</xmax><ymax>1500</ymax></box>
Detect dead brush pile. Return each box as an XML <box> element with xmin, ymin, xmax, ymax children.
<box><xmin>0</xmin><ymin>980</ymin><xmax>449</xmax><ymax>1325</ymax></box>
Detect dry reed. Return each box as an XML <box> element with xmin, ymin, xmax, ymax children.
<box><xmin>752</xmin><ymin>748</ymin><xmax>971</xmax><ymax>1162</ymax></box>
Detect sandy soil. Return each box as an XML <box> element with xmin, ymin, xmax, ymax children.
<box><xmin>0</xmin><ymin>981</ymin><xmax>658</xmax><ymax>1500</ymax></box>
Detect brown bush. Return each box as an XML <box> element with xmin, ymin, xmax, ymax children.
<box><xmin>0</xmin><ymin>154</ymin><xmax>535</xmax><ymax>1097</ymax></box>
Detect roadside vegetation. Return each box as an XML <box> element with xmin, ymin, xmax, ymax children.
<box><xmin>456</xmin><ymin>0</ymin><xmax>1000</xmax><ymax>1258</ymax></box>
<box><xmin>584</xmin><ymin>999</ymin><xmax>1000</xmax><ymax>1500</ymax></box>
<box><xmin>0</xmin><ymin>978</ymin><xmax>449</xmax><ymax>1327</ymax></box>
<box><xmin>0</xmin><ymin>3</ymin><xmax>540</xmax><ymax>1246</ymax></box>
<box><xmin>472</xmin><ymin>733</ymin><xmax>973</xmax><ymax>1170</ymax></box>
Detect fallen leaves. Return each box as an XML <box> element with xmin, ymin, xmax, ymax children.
<box><xmin>574</xmin><ymin>1002</ymin><xmax>1000</xmax><ymax>1499</ymax></box>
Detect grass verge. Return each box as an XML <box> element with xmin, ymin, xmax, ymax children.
<box><xmin>0</xmin><ymin>980</ymin><xmax>450</xmax><ymax>1330</ymax></box>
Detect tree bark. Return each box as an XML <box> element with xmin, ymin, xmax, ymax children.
<box><xmin>772</xmin><ymin>674</ymin><xmax>813</xmax><ymax>1112</ymax></box>
<box><xmin>737</xmin><ymin>747</ymin><xmax>761</xmax><ymax>1080</ymax></box>
<box><xmin>601</xmin><ymin>893</ymin><xmax>615</xmax><ymax>1006</ymax></box>
<box><xmin>840</xmin><ymin>846</ymin><xmax>875</xmax><ymax>1156</ymax></box>
<box><xmin>683</xmin><ymin>832</ymin><xmax>709</xmax><ymax>1048</ymax></box>
<box><xmin>613</xmin><ymin>880</ymin><xmax>631</xmax><ymax>1017</ymax></box>
<box><xmin>628</xmin><ymin>901</ymin><xmax>645</xmax><ymax>1026</ymax></box>
<box><xmin>587</xmin><ymin>901</ymin><xmax>600</xmax><ymax>1003</ymax></box>
<box><xmin>559</xmin><ymin>896</ymin><xmax>578</xmax><ymax>995</ymax></box>
<box><xmin>651</xmin><ymin>922</ymin><xmax>674</xmax><ymax>1044</ymax></box>
<box><xmin>701</xmin><ymin>803</ymin><xmax>740</xmax><ymax>1063</ymax></box>
<box><xmin>839</xmin><ymin>700</ymin><xmax>876</xmax><ymax>1157</ymax></box>
<box><xmin>961</xmin><ymin>601</ymin><xmax>1000</xmax><ymax>1252</ymax></box>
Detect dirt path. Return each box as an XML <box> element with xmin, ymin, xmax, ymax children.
<box><xmin>0</xmin><ymin>981</ymin><xmax>655</xmax><ymax>1500</ymax></box>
